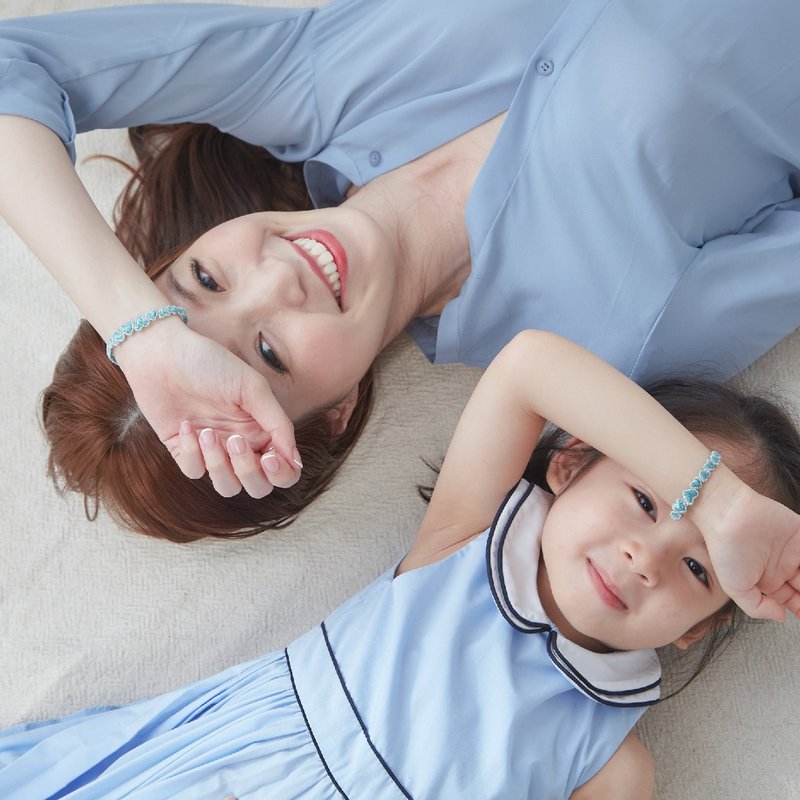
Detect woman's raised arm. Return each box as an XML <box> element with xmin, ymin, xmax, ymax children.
<box><xmin>0</xmin><ymin>3</ymin><xmax>331</xmax><ymax>494</ymax></box>
<box><xmin>0</xmin><ymin>114</ymin><xmax>301</xmax><ymax>494</ymax></box>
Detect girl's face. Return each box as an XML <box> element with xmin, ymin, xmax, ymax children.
<box><xmin>155</xmin><ymin>208</ymin><xmax>399</xmax><ymax>421</ymax></box>
<box><xmin>539</xmin><ymin>450</ymin><xmax>733</xmax><ymax>653</ymax></box>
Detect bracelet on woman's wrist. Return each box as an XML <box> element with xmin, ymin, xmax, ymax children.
<box><xmin>670</xmin><ymin>450</ymin><xmax>722</xmax><ymax>520</ymax></box>
<box><xmin>105</xmin><ymin>305</ymin><xmax>188</xmax><ymax>365</ymax></box>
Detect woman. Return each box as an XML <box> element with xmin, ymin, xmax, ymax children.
<box><xmin>2</xmin><ymin>0</ymin><xmax>799</xmax><ymax>539</ymax></box>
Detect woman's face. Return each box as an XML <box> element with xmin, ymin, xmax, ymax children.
<box><xmin>155</xmin><ymin>208</ymin><xmax>399</xmax><ymax>421</ymax></box>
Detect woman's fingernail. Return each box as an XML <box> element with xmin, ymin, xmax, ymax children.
<box><xmin>179</xmin><ymin>420</ymin><xmax>193</xmax><ymax>435</ymax></box>
<box><xmin>199</xmin><ymin>428</ymin><xmax>216</xmax><ymax>447</ymax></box>
<box><xmin>262</xmin><ymin>452</ymin><xmax>280</xmax><ymax>474</ymax></box>
<box><xmin>227</xmin><ymin>435</ymin><xmax>246</xmax><ymax>456</ymax></box>
<box><xmin>292</xmin><ymin>448</ymin><xmax>303</xmax><ymax>469</ymax></box>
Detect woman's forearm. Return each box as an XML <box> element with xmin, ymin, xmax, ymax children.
<box><xmin>0</xmin><ymin>115</ymin><xmax>170</xmax><ymax>342</ymax></box>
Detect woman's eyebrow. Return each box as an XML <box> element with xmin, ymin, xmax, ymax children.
<box><xmin>167</xmin><ymin>268</ymin><xmax>201</xmax><ymax>308</ymax></box>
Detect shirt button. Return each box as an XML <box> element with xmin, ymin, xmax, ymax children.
<box><xmin>536</xmin><ymin>58</ymin><xmax>554</xmax><ymax>76</ymax></box>
<box><xmin>368</xmin><ymin>150</ymin><xmax>382</xmax><ymax>167</ymax></box>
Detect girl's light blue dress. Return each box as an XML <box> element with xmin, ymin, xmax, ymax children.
<box><xmin>0</xmin><ymin>483</ymin><xmax>661</xmax><ymax>799</ymax></box>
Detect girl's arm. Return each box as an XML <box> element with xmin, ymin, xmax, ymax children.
<box><xmin>569</xmin><ymin>732</ymin><xmax>654</xmax><ymax>800</ymax></box>
<box><xmin>0</xmin><ymin>114</ymin><xmax>301</xmax><ymax>494</ymax></box>
<box><xmin>398</xmin><ymin>331</ymin><xmax>800</xmax><ymax>621</ymax></box>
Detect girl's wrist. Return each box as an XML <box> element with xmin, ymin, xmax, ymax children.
<box><xmin>685</xmin><ymin>464</ymin><xmax>750</xmax><ymax>543</ymax></box>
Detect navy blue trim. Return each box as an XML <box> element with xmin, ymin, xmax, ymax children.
<box><xmin>546</xmin><ymin>633</ymin><xmax>660</xmax><ymax>708</ymax></box>
<box><xmin>486</xmin><ymin>483</ymin><xmax>660</xmax><ymax>707</ymax></box>
<box><xmin>494</xmin><ymin>482</ymin><xmax>534</xmax><ymax>626</ymax></box>
<box><xmin>485</xmin><ymin>481</ymin><xmax>550</xmax><ymax>633</ymax></box>
<box><xmin>321</xmin><ymin>621</ymin><xmax>415</xmax><ymax>799</ymax></box>
<box><xmin>285</xmin><ymin>647</ymin><xmax>349</xmax><ymax>798</ymax></box>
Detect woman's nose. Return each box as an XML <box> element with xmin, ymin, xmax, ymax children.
<box><xmin>249</xmin><ymin>256</ymin><xmax>307</xmax><ymax>310</ymax></box>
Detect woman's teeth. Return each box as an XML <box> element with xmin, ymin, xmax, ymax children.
<box><xmin>293</xmin><ymin>237</ymin><xmax>341</xmax><ymax>300</ymax></box>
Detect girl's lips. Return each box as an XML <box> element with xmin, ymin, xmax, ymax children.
<box><xmin>587</xmin><ymin>560</ymin><xmax>628</xmax><ymax>611</ymax></box>
<box><xmin>288</xmin><ymin>229</ymin><xmax>348</xmax><ymax>307</ymax></box>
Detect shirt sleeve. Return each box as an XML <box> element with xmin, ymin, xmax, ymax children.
<box><xmin>0</xmin><ymin>3</ymin><xmax>322</xmax><ymax>163</ymax></box>
<box><xmin>631</xmin><ymin>197</ymin><xmax>800</xmax><ymax>382</ymax></box>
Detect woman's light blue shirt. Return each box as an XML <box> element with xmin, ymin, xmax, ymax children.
<box><xmin>1</xmin><ymin>0</ymin><xmax>798</xmax><ymax>380</ymax></box>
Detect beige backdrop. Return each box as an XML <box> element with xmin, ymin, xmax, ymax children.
<box><xmin>1</xmin><ymin>2</ymin><xmax>798</xmax><ymax>798</ymax></box>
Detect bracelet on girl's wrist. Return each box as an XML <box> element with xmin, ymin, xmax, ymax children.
<box><xmin>105</xmin><ymin>305</ymin><xmax>188</xmax><ymax>365</ymax></box>
<box><xmin>670</xmin><ymin>450</ymin><xmax>722</xmax><ymax>520</ymax></box>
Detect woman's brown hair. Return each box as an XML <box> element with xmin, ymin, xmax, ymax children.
<box><xmin>41</xmin><ymin>124</ymin><xmax>374</xmax><ymax>542</ymax></box>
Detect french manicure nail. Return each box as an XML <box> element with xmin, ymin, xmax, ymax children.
<box><xmin>262</xmin><ymin>452</ymin><xmax>281</xmax><ymax>474</ymax></box>
<box><xmin>227</xmin><ymin>435</ymin><xmax>246</xmax><ymax>456</ymax></box>
<box><xmin>292</xmin><ymin>448</ymin><xmax>303</xmax><ymax>469</ymax></box>
<box><xmin>179</xmin><ymin>420</ymin><xmax>193</xmax><ymax>435</ymax></box>
<box><xmin>199</xmin><ymin>428</ymin><xmax>216</xmax><ymax>447</ymax></box>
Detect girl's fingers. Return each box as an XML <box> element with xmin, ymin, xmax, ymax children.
<box><xmin>174</xmin><ymin>420</ymin><xmax>207</xmax><ymax>480</ymax></box>
<box><xmin>226</xmin><ymin>435</ymin><xmax>274</xmax><ymax>499</ymax></box>
<box><xmin>260</xmin><ymin>446</ymin><xmax>302</xmax><ymax>489</ymax></box>
<box><xmin>199</xmin><ymin>428</ymin><xmax>242</xmax><ymax>498</ymax></box>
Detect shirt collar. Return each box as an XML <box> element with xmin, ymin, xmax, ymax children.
<box><xmin>486</xmin><ymin>481</ymin><xmax>661</xmax><ymax>707</ymax></box>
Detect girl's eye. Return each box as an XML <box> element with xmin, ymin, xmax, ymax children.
<box><xmin>190</xmin><ymin>258</ymin><xmax>220</xmax><ymax>292</ymax></box>
<box><xmin>634</xmin><ymin>490</ymin><xmax>656</xmax><ymax>520</ymax></box>
<box><xmin>258</xmin><ymin>335</ymin><xmax>287</xmax><ymax>376</ymax></box>
<box><xmin>684</xmin><ymin>557</ymin><xmax>709</xmax><ymax>587</ymax></box>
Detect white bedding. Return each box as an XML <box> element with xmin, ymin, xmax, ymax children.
<box><xmin>1</xmin><ymin>2</ymin><xmax>798</xmax><ymax>796</ymax></box>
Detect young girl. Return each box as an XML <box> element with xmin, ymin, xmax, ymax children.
<box><xmin>2</xmin><ymin>331</ymin><xmax>800</xmax><ymax>799</ymax></box>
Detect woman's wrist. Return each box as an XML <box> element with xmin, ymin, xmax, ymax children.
<box><xmin>104</xmin><ymin>305</ymin><xmax>188</xmax><ymax>365</ymax></box>
<box><xmin>111</xmin><ymin>314</ymin><xmax>191</xmax><ymax>373</ymax></box>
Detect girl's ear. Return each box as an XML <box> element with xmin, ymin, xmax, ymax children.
<box><xmin>325</xmin><ymin>386</ymin><xmax>360</xmax><ymax>437</ymax></box>
<box><xmin>673</xmin><ymin>610</ymin><xmax>734</xmax><ymax>650</ymax></box>
<box><xmin>545</xmin><ymin>438</ymin><xmax>586</xmax><ymax>493</ymax></box>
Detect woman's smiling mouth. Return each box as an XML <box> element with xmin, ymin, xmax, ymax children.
<box><xmin>288</xmin><ymin>232</ymin><xmax>346</xmax><ymax>307</ymax></box>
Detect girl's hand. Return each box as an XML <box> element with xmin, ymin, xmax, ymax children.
<box><xmin>703</xmin><ymin>483</ymin><xmax>800</xmax><ymax>620</ymax></box>
<box><xmin>115</xmin><ymin>320</ymin><xmax>301</xmax><ymax>497</ymax></box>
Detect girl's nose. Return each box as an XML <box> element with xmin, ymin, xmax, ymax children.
<box><xmin>621</xmin><ymin>538</ymin><xmax>664</xmax><ymax>587</ymax></box>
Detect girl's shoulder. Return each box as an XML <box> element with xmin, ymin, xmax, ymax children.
<box><xmin>570</xmin><ymin>731</ymin><xmax>654</xmax><ymax>800</ymax></box>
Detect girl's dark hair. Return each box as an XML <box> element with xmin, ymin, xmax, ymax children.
<box><xmin>41</xmin><ymin>124</ymin><xmax>374</xmax><ymax>542</ymax></box>
<box><xmin>524</xmin><ymin>377</ymin><xmax>800</xmax><ymax>698</ymax></box>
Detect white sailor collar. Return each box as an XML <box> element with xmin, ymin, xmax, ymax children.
<box><xmin>486</xmin><ymin>480</ymin><xmax>662</xmax><ymax>707</ymax></box>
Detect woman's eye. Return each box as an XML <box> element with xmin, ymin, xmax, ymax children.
<box><xmin>190</xmin><ymin>258</ymin><xmax>220</xmax><ymax>292</ymax></box>
<box><xmin>684</xmin><ymin>557</ymin><xmax>709</xmax><ymax>587</ymax></box>
<box><xmin>634</xmin><ymin>490</ymin><xmax>656</xmax><ymax>519</ymax></box>
<box><xmin>258</xmin><ymin>335</ymin><xmax>287</xmax><ymax>376</ymax></box>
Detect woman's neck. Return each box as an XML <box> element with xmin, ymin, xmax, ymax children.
<box><xmin>344</xmin><ymin>114</ymin><xmax>505</xmax><ymax>342</ymax></box>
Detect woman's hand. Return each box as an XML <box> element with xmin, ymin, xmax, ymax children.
<box><xmin>702</xmin><ymin>482</ymin><xmax>800</xmax><ymax>621</ymax></box>
<box><xmin>115</xmin><ymin>319</ymin><xmax>301</xmax><ymax>497</ymax></box>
